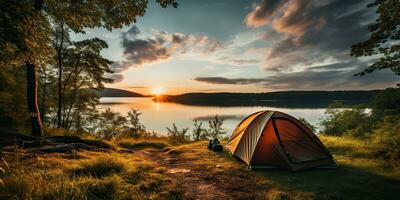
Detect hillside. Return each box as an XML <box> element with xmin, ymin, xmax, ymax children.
<box><xmin>98</xmin><ymin>88</ymin><xmax>145</xmax><ymax>97</ymax></box>
<box><xmin>154</xmin><ymin>90</ymin><xmax>381</xmax><ymax>108</ymax></box>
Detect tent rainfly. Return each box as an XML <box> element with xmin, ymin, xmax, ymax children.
<box><xmin>226</xmin><ymin>110</ymin><xmax>337</xmax><ymax>171</ymax></box>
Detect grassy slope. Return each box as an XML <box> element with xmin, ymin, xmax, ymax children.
<box><xmin>0</xmin><ymin>136</ymin><xmax>399</xmax><ymax>200</ymax></box>
<box><xmin>257</xmin><ymin>136</ymin><xmax>400</xmax><ymax>199</ymax></box>
<box><xmin>0</xmin><ymin>151</ymin><xmax>182</xmax><ymax>199</ymax></box>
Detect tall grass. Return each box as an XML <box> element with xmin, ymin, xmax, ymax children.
<box><xmin>67</xmin><ymin>156</ymin><xmax>127</xmax><ymax>177</ymax></box>
<box><xmin>0</xmin><ymin>152</ymin><xmax>182</xmax><ymax>200</ymax></box>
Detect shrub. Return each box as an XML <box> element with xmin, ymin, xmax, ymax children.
<box><xmin>319</xmin><ymin>103</ymin><xmax>372</xmax><ymax>137</ymax></box>
<box><xmin>97</xmin><ymin>108</ymin><xmax>128</xmax><ymax>140</ymax></box>
<box><xmin>204</xmin><ymin>115</ymin><xmax>226</xmax><ymax>139</ymax></box>
<box><xmin>371</xmin><ymin>87</ymin><xmax>400</xmax><ymax>118</ymax></box>
<box><xmin>124</xmin><ymin>109</ymin><xmax>146</xmax><ymax>138</ymax></box>
<box><xmin>192</xmin><ymin>120</ymin><xmax>207</xmax><ymax>141</ymax></box>
<box><xmin>372</xmin><ymin>115</ymin><xmax>400</xmax><ymax>160</ymax></box>
<box><xmin>166</xmin><ymin>123</ymin><xmax>190</xmax><ymax>144</ymax></box>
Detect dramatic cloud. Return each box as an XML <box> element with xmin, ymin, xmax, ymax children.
<box><xmin>217</xmin><ymin>57</ymin><xmax>260</xmax><ymax>66</ymax></box>
<box><xmin>106</xmin><ymin>74</ymin><xmax>124</xmax><ymax>83</ymax></box>
<box><xmin>110</xmin><ymin>25</ymin><xmax>224</xmax><ymax>82</ymax></box>
<box><xmin>194</xmin><ymin>62</ymin><xmax>399</xmax><ymax>90</ymax></box>
<box><xmin>245</xmin><ymin>0</ymin><xmax>375</xmax><ymax>72</ymax></box>
<box><xmin>121</xmin><ymin>27</ymin><xmax>171</xmax><ymax>67</ymax></box>
<box><xmin>244</xmin><ymin>0</ymin><xmax>284</xmax><ymax>28</ymax></box>
<box><xmin>194</xmin><ymin>77</ymin><xmax>265</xmax><ymax>85</ymax></box>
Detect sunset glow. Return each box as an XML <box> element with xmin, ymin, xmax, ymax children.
<box><xmin>151</xmin><ymin>87</ymin><xmax>165</xmax><ymax>96</ymax></box>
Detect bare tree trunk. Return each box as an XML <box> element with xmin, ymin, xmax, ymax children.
<box><xmin>41</xmin><ymin>66</ymin><xmax>47</xmax><ymax>124</ymax></box>
<box><xmin>56</xmin><ymin>21</ymin><xmax>65</xmax><ymax>128</ymax></box>
<box><xmin>26</xmin><ymin>62</ymin><xmax>44</xmax><ymax>137</ymax></box>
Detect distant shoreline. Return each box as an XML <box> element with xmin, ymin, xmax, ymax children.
<box><xmin>100</xmin><ymin>90</ymin><xmax>380</xmax><ymax>108</ymax></box>
<box><xmin>152</xmin><ymin>90</ymin><xmax>380</xmax><ymax>108</ymax></box>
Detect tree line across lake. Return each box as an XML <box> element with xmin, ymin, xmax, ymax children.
<box><xmin>153</xmin><ymin>90</ymin><xmax>382</xmax><ymax>108</ymax></box>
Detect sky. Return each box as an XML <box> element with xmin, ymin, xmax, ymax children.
<box><xmin>72</xmin><ymin>0</ymin><xmax>399</xmax><ymax>95</ymax></box>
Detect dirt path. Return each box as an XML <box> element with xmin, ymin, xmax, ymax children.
<box><xmin>134</xmin><ymin>149</ymin><xmax>236</xmax><ymax>200</ymax></box>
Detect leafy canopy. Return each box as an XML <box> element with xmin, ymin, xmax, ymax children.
<box><xmin>0</xmin><ymin>0</ymin><xmax>178</xmax><ymax>66</ymax></box>
<box><xmin>351</xmin><ymin>0</ymin><xmax>400</xmax><ymax>76</ymax></box>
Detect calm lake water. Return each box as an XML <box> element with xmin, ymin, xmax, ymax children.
<box><xmin>100</xmin><ymin>97</ymin><xmax>327</xmax><ymax>135</ymax></box>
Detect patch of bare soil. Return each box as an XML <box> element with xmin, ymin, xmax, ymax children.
<box><xmin>133</xmin><ymin>148</ymin><xmax>271</xmax><ymax>200</ymax></box>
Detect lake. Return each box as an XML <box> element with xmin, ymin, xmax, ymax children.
<box><xmin>100</xmin><ymin>97</ymin><xmax>328</xmax><ymax>135</ymax></box>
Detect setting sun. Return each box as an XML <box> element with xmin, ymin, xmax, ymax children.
<box><xmin>151</xmin><ymin>87</ymin><xmax>165</xmax><ymax>96</ymax></box>
<box><xmin>1</xmin><ymin>0</ymin><xmax>398</xmax><ymax>199</ymax></box>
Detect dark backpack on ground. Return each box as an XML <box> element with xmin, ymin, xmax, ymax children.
<box><xmin>208</xmin><ymin>139</ymin><xmax>223</xmax><ymax>152</ymax></box>
<box><xmin>208</xmin><ymin>139</ymin><xmax>213</xmax><ymax>150</ymax></box>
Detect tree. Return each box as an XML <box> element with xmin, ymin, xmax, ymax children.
<box><xmin>371</xmin><ymin>87</ymin><xmax>400</xmax><ymax>117</ymax></box>
<box><xmin>0</xmin><ymin>0</ymin><xmax>178</xmax><ymax>136</ymax></box>
<box><xmin>53</xmin><ymin>21</ymin><xmax>71</xmax><ymax>128</ymax></box>
<box><xmin>60</xmin><ymin>38</ymin><xmax>113</xmax><ymax>129</ymax></box>
<box><xmin>0</xmin><ymin>1</ymin><xmax>54</xmax><ymax>136</ymax></box>
<box><xmin>319</xmin><ymin>103</ymin><xmax>373</xmax><ymax>137</ymax></box>
<box><xmin>351</xmin><ymin>0</ymin><xmax>400</xmax><ymax>76</ymax></box>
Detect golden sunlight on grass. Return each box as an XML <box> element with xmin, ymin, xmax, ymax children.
<box><xmin>0</xmin><ymin>136</ymin><xmax>399</xmax><ymax>199</ymax></box>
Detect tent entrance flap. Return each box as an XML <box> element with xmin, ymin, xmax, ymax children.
<box><xmin>272</xmin><ymin>118</ymin><xmax>331</xmax><ymax>164</ymax></box>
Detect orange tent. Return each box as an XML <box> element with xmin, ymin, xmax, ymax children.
<box><xmin>226</xmin><ymin>110</ymin><xmax>337</xmax><ymax>171</ymax></box>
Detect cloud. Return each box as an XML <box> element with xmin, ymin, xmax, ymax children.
<box><xmin>217</xmin><ymin>57</ymin><xmax>260</xmax><ymax>66</ymax></box>
<box><xmin>194</xmin><ymin>76</ymin><xmax>265</xmax><ymax>85</ymax></box>
<box><xmin>110</xmin><ymin>25</ymin><xmax>225</xmax><ymax>82</ymax></box>
<box><xmin>245</xmin><ymin>0</ymin><xmax>375</xmax><ymax>72</ymax></box>
<box><xmin>121</xmin><ymin>28</ymin><xmax>171</xmax><ymax>67</ymax></box>
<box><xmin>106</xmin><ymin>74</ymin><xmax>124</xmax><ymax>83</ymax></box>
<box><xmin>244</xmin><ymin>0</ymin><xmax>285</xmax><ymax>28</ymax></box>
<box><xmin>194</xmin><ymin>62</ymin><xmax>399</xmax><ymax>90</ymax></box>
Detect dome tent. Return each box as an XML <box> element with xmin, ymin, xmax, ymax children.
<box><xmin>226</xmin><ymin>110</ymin><xmax>337</xmax><ymax>171</ymax></box>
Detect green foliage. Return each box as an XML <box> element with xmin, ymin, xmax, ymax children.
<box><xmin>319</xmin><ymin>89</ymin><xmax>400</xmax><ymax>160</ymax></box>
<box><xmin>166</xmin><ymin>123</ymin><xmax>190</xmax><ymax>144</ymax></box>
<box><xmin>0</xmin><ymin>67</ymin><xmax>29</xmax><ymax>127</ymax></box>
<box><xmin>205</xmin><ymin>115</ymin><xmax>226</xmax><ymax>139</ymax></box>
<box><xmin>125</xmin><ymin>109</ymin><xmax>146</xmax><ymax>138</ymax></box>
<box><xmin>0</xmin><ymin>1</ymin><xmax>54</xmax><ymax>67</ymax></box>
<box><xmin>351</xmin><ymin>0</ymin><xmax>400</xmax><ymax>76</ymax></box>
<box><xmin>192</xmin><ymin>120</ymin><xmax>207</xmax><ymax>141</ymax></box>
<box><xmin>297</xmin><ymin>117</ymin><xmax>316</xmax><ymax>132</ymax></box>
<box><xmin>0</xmin><ymin>0</ymin><xmax>178</xmax><ymax>135</ymax></box>
<box><xmin>319</xmin><ymin>103</ymin><xmax>372</xmax><ymax>137</ymax></box>
<box><xmin>371</xmin><ymin>87</ymin><xmax>400</xmax><ymax>117</ymax></box>
<box><xmin>372</xmin><ymin>115</ymin><xmax>400</xmax><ymax>160</ymax></box>
<box><xmin>97</xmin><ymin>108</ymin><xmax>128</xmax><ymax>140</ymax></box>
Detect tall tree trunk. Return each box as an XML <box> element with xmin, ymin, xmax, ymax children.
<box><xmin>64</xmin><ymin>64</ymin><xmax>79</xmax><ymax>128</ymax></box>
<box><xmin>56</xmin><ymin>21</ymin><xmax>65</xmax><ymax>128</ymax></box>
<box><xmin>26</xmin><ymin>62</ymin><xmax>44</xmax><ymax>136</ymax></box>
<box><xmin>41</xmin><ymin>66</ymin><xmax>47</xmax><ymax>124</ymax></box>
